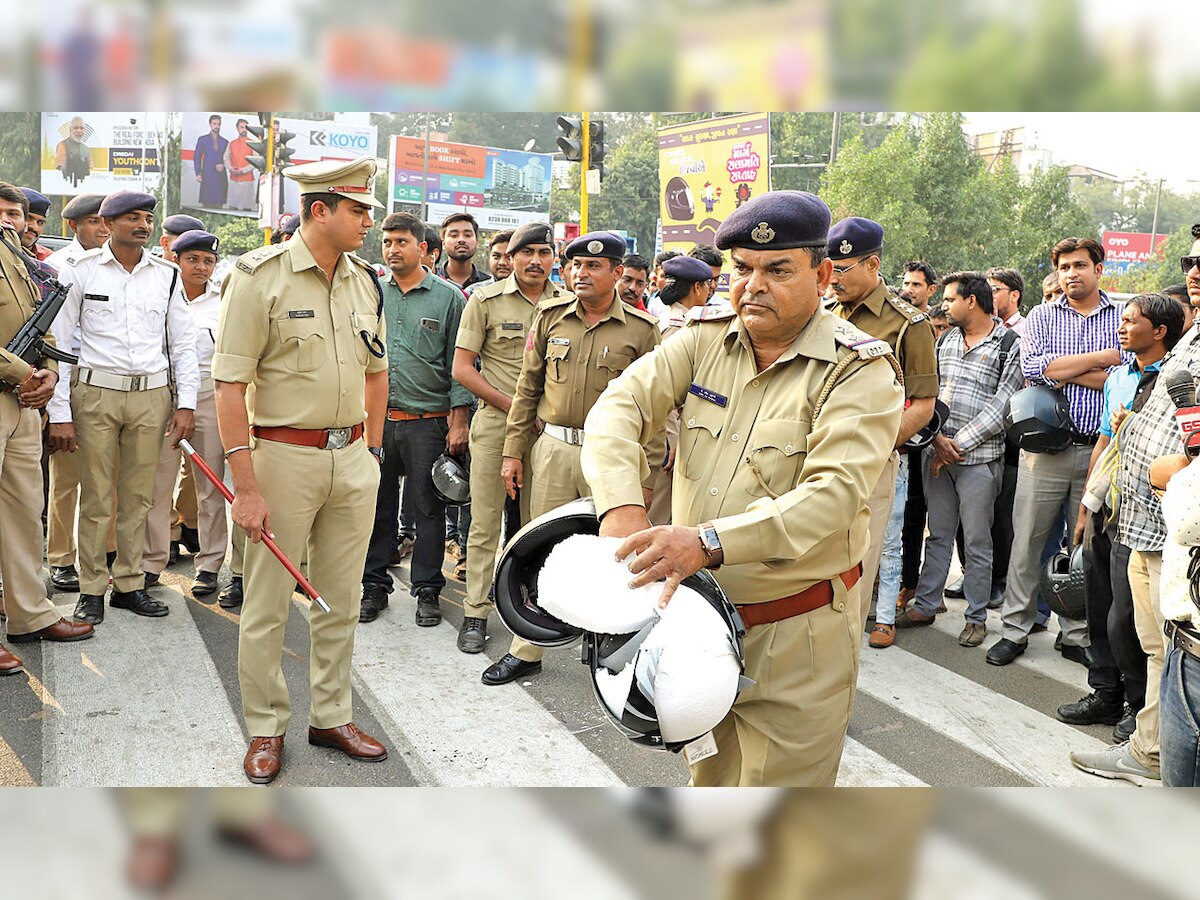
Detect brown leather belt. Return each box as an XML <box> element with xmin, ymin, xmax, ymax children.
<box><xmin>252</xmin><ymin>423</ymin><xmax>364</xmax><ymax>450</ymax></box>
<box><xmin>1166</xmin><ymin>619</ymin><xmax>1200</xmax><ymax>663</ymax></box>
<box><xmin>736</xmin><ymin>565</ymin><xmax>863</xmax><ymax>629</ymax></box>
<box><xmin>387</xmin><ymin>409</ymin><xmax>449</xmax><ymax>422</ymax></box>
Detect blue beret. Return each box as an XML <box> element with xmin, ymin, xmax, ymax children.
<box><xmin>170</xmin><ymin>230</ymin><xmax>219</xmax><ymax>256</ymax></box>
<box><xmin>99</xmin><ymin>190</ymin><xmax>157</xmax><ymax>218</ymax></box>
<box><xmin>661</xmin><ymin>255</ymin><xmax>714</xmax><ymax>282</ymax></box>
<box><xmin>61</xmin><ymin>193</ymin><xmax>106</xmax><ymax>220</ymax></box>
<box><xmin>564</xmin><ymin>231</ymin><xmax>627</xmax><ymax>261</ymax></box>
<box><xmin>162</xmin><ymin>214</ymin><xmax>205</xmax><ymax>236</ymax></box>
<box><xmin>19</xmin><ymin>188</ymin><xmax>50</xmax><ymax>217</ymax></box>
<box><xmin>507</xmin><ymin>221</ymin><xmax>554</xmax><ymax>255</ymax></box>
<box><xmin>828</xmin><ymin>216</ymin><xmax>884</xmax><ymax>260</ymax></box>
<box><xmin>280</xmin><ymin>214</ymin><xmax>300</xmax><ymax>236</ymax></box>
<box><xmin>715</xmin><ymin>190</ymin><xmax>830</xmax><ymax>251</ymax></box>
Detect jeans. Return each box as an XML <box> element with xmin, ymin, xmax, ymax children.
<box><xmin>1161</xmin><ymin>643</ymin><xmax>1200</xmax><ymax>787</ymax></box>
<box><xmin>874</xmin><ymin>454</ymin><xmax>909</xmax><ymax>627</ymax></box>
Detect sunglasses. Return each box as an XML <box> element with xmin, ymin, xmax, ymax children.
<box><xmin>1181</xmin><ymin>256</ymin><xmax>1200</xmax><ymax>275</ymax></box>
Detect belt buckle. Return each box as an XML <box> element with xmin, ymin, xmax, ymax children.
<box><xmin>128</xmin><ymin>374</ymin><xmax>144</xmax><ymax>391</ymax></box>
<box><xmin>325</xmin><ymin>427</ymin><xmax>351</xmax><ymax>450</ymax></box>
<box><xmin>569</xmin><ymin>427</ymin><xmax>583</xmax><ymax>445</ymax></box>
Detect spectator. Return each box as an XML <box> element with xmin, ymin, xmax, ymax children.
<box><xmin>1161</xmin><ymin>284</ymin><xmax>1194</xmax><ymax>333</ymax></box>
<box><xmin>617</xmin><ymin>253</ymin><xmax>651</xmax><ymax>310</ymax></box>
<box><xmin>901</xmin><ymin>260</ymin><xmax>938</xmax><ymax>311</ymax></box>
<box><xmin>986</xmin><ymin>267</ymin><xmax>1027</xmax><ymax>336</ymax></box>
<box><xmin>929</xmin><ymin>304</ymin><xmax>950</xmax><ymax>340</ymax></box>
<box><xmin>437</xmin><ymin>212</ymin><xmax>489</xmax><ymax>293</ymax></box>
<box><xmin>647</xmin><ymin>250</ymin><xmax>681</xmax><ymax>316</ymax></box>
<box><xmin>1041</xmin><ymin>271</ymin><xmax>1061</xmax><ymax>304</ymax></box>
<box><xmin>688</xmin><ymin>244</ymin><xmax>724</xmax><ymax>299</ymax></box>
<box><xmin>422</xmin><ymin>224</ymin><xmax>442</xmax><ymax>271</ymax></box>
<box><xmin>487</xmin><ymin>230</ymin><xmax>514</xmax><ymax>280</ymax></box>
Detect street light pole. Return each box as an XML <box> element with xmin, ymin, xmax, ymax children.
<box><xmin>1149</xmin><ymin>177</ymin><xmax>1163</xmax><ymax>252</ymax></box>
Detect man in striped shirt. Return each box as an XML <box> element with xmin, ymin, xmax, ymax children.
<box><xmin>988</xmin><ymin>237</ymin><xmax>1126</xmax><ymax>667</ymax></box>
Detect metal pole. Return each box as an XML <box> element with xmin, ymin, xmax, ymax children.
<box><xmin>421</xmin><ymin>112</ymin><xmax>431</xmax><ymax>222</ymax></box>
<box><xmin>262</xmin><ymin>113</ymin><xmax>275</xmax><ymax>247</ymax></box>
<box><xmin>829</xmin><ymin>112</ymin><xmax>842</xmax><ymax>166</ymax></box>
<box><xmin>1149</xmin><ymin>177</ymin><xmax>1163</xmax><ymax>254</ymax></box>
<box><xmin>580</xmin><ymin>111</ymin><xmax>590</xmax><ymax>233</ymax></box>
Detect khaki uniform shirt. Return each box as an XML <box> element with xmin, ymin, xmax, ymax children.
<box><xmin>0</xmin><ymin>234</ymin><xmax>58</xmax><ymax>385</ymax></box>
<box><xmin>658</xmin><ymin>302</ymin><xmax>695</xmax><ymax>450</ymax></box>
<box><xmin>456</xmin><ymin>274</ymin><xmax>570</xmax><ymax>400</ymax></box>
<box><xmin>212</xmin><ymin>231</ymin><xmax>388</xmax><ymax>429</ymax></box>
<box><xmin>835</xmin><ymin>278</ymin><xmax>938</xmax><ymax>399</ymax></box>
<box><xmin>583</xmin><ymin>307</ymin><xmax>904</xmax><ymax>603</ymax></box>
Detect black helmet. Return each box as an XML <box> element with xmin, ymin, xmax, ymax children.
<box><xmin>431</xmin><ymin>453</ymin><xmax>470</xmax><ymax>506</ymax></box>
<box><xmin>584</xmin><ymin>569</ymin><xmax>748</xmax><ymax>753</ymax></box>
<box><xmin>493</xmin><ymin>498</ymin><xmax>597</xmax><ymax>648</ymax></box>
<box><xmin>903</xmin><ymin>398</ymin><xmax>950</xmax><ymax>451</ymax></box>
<box><xmin>1005</xmin><ymin>385</ymin><xmax>1073</xmax><ymax>454</ymax></box>
<box><xmin>1040</xmin><ymin>544</ymin><xmax>1086</xmax><ymax>619</ymax></box>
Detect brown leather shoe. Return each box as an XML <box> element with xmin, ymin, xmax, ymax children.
<box><xmin>308</xmin><ymin>722</ymin><xmax>388</xmax><ymax>761</ymax></box>
<box><xmin>868</xmin><ymin>623</ymin><xmax>895</xmax><ymax>649</ymax></box>
<box><xmin>895</xmin><ymin>587</ymin><xmax>916</xmax><ymax>613</ymax></box>
<box><xmin>958</xmin><ymin>622</ymin><xmax>987</xmax><ymax>647</ymax></box>
<box><xmin>7</xmin><ymin>617</ymin><xmax>95</xmax><ymax>644</ymax></box>
<box><xmin>243</xmin><ymin>736</ymin><xmax>284</xmax><ymax>784</ymax></box>
<box><xmin>0</xmin><ymin>643</ymin><xmax>23</xmax><ymax>675</ymax></box>
<box><xmin>219</xmin><ymin>816</ymin><xmax>315</xmax><ymax>863</ymax></box>
<box><xmin>894</xmin><ymin>608</ymin><xmax>936</xmax><ymax>629</ymax></box>
<box><xmin>127</xmin><ymin>836</ymin><xmax>178</xmax><ymax>891</ymax></box>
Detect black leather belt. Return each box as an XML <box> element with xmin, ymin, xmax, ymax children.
<box><xmin>1166</xmin><ymin>619</ymin><xmax>1200</xmax><ymax>662</ymax></box>
<box><xmin>1069</xmin><ymin>432</ymin><xmax>1098</xmax><ymax>446</ymax></box>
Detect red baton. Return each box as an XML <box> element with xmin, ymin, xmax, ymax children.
<box><xmin>179</xmin><ymin>439</ymin><xmax>332</xmax><ymax>614</ymax></box>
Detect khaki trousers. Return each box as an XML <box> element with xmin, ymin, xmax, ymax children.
<box><xmin>1128</xmin><ymin>548</ymin><xmax>1164</xmax><ymax>772</ymax></box>
<box><xmin>859</xmin><ymin>451</ymin><xmax>899</xmax><ymax>630</ymax></box>
<box><xmin>144</xmin><ymin>390</ymin><xmax>227</xmax><ymax>575</ymax></box>
<box><xmin>174</xmin><ymin>459</ymin><xmax>199</xmax><ymax>530</ymax></box>
<box><xmin>238</xmin><ymin>438</ymin><xmax>379</xmax><ymax>737</ymax></box>
<box><xmin>0</xmin><ymin>395</ymin><xmax>61</xmax><ymax>636</ymax></box>
<box><xmin>122</xmin><ymin>787</ymin><xmax>271</xmax><ymax>837</ymax></box>
<box><xmin>508</xmin><ymin>432</ymin><xmax>592</xmax><ymax>664</ymax></box>
<box><xmin>47</xmin><ymin>445</ymin><xmax>117</xmax><ymax>566</ymax></box>
<box><xmin>691</xmin><ymin>577</ymin><xmax>862</xmax><ymax>786</ymax></box>
<box><xmin>71</xmin><ymin>382</ymin><xmax>172</xmax><ymax>595</ymax></box>
<box><xmin>464</xmin><ymin>405</ymin><xmax>530</xmax><ymax>619</ymax></box>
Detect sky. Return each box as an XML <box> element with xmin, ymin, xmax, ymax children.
<box><xmin>962</xmin><ymin>113</ymin><xmax>1200</xmax><ymax>193</ymax></box>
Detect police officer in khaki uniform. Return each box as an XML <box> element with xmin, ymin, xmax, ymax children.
<box><xmin>484</xmin><ymin>231</ymin><xmax>664</xmax><ymax>685</ymax></box>
<box><xmin>581</xmin><ymin>192</ymin><xmax>904</xmax><ymax>786</ymax></box>
<box><xmin>213</xmin><ymin>157</ymin><xmax>390</xmax><ymax>784</ymax></box>
<box><xmin>826</xmin><ymin>218</ymin><xmax>938</xmax><ymax>632</ymax></box>
<box><xmin>452</xmin><ymin>222</ymin><xmax>570</xmax><ymax>653</ymax></box>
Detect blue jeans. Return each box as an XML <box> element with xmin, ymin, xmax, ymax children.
<box><xmin>875</xmin><ymin>455</ymin><xmax>909</xmax><ymax>627</ymax></box>
<box><xmin>1161</xmin><ymin>643</ymin><xmax>1200</xmax><ymax>786</ymax></box>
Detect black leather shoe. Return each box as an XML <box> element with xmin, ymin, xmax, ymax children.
<box><xmin>110</xmin><ymin>589</ymin><xmax>169</xmax><ymax>618</ymax></box>
<box><xmin>1113</xmin><ymin>707</ymin><xmax>1136</xmax><ymax>744</ymax></box>
<box><xmin>191</xmin><ymin>571</ymin><xmax>219</xmax><ymax>597</ymax></box>
<box><xmin>1059</xmin><ymin>643</ymin><xmax>1094</xmax><ymax>669</ymax></box>
<box><xmin>180</xmin><ymin>525</ymin><xmax>201</xmax><ymax>554</ymax></box>
<box><xmin>50</xmin><ymin>565</ymin><xmax>80</xmax><ymax>593</ymax></box>
<box><xmin>986</xmin><ymin>638</ymin><xmax>1027</xmax><ymax>666</ymax></box>
<box><xmin>1054</xmin><ymin>632</ymin><xmax>1063</xmax><ymax>651</ymax></box>
<box><xmin>482</xmin><ymin>653</ymin><xmax>541</xmax><ymax>686</ymax></box>
<box><xmin>944</xmin><ymin>575</ymin><xmax>965</xmax><ymax>599</ymax></box>
<box><xmin>1056</xmin><ymin>691</ymin><xmax>1124</xmax><ymax>725</ymax></box>
<box><xmin>73</xmin><ymin>593</ymin><xmax>105</xmax><ymax>625</ymax></box>
<box><xmin>144</xmin><ymin>572</ymin><xmax>160</xmax><ymax>589</ymax></box>
<box><xmin>360</xmin><ymin>584</ymin><xmax>389</xmax><ymax>623</ymax></box>
<box><xmin>414</xmin><ymin>588</ymin><xmax>441</xmax><ymax>627</ymax></box>
<box><xmin>218</xmin><ymin>577</ymin><xmax>243</xmax><ymax>610</ymax></box>
<box><xmin>457</xmin><ymin>617</ymin><xmax>487</xmax><ymax>653</ymax></box>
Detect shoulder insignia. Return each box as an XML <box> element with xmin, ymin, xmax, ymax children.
<box><xmin>658</xmin><ymin>315</ymin><xmax>687</xmax><ymax>333</ymax></box>
<box><xmin>627</xmin><ymin>304</ymin><xmax>661</xmax><ymax>326</ymax></box>
<box><xmin>234</xmin><ymin>243</ymin><xmax>287</xmax><ymax>275</ymax></box>
<box><xmin>885</xmin><ymin>294</ymin><xmax>928</xmax><ymax>324</ymax></box>
<box><xmin>472</xmin><ymin>279</ymin><xmax>508</xmax><ymax>301</ymax></box>
<box><xmin>685</xmin><ymin>304</ymin><xmax>737</xmax><ymax>325</ymax></box>
<box><xmin>832</xmin><ymin>318</ymin><xmax>894</xmax><ymax>361</ymax></box>
<box><xmin>541</xmin><ymin>293</ymin><xmax>576</xmax><ymax>310</ymax></box>
<box><xmin>64</xmin><ymin>246</ymin><xmax>102</xmax><ymax>268</ymax></box>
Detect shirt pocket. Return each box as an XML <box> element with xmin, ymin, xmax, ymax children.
<box><xmin>492</xmin><ymin>324</ymin><xmax>527</xmax><ymax>359</ymax></box>
<box><xmin>416</xmin><ymin>317</ymin><xmax>444</xmax><ymax>362</ymax></box>
<box><xmin>277</xmin><ymin>317</ymin><xmax>326</xmax><ymax>373</ymax></box>
<box><xmin>352</xmin><ymin>311</ymin><xmax>381</xmax><ymax>366</ymax></box>
<box><xmin>679</xmin><ymin>401</ymin><xmax>725</xmax><ymax>480</ymax></box>
<box><xmin>545</xmin><ymin>342</ymin><xmax>570</xmax><ymax>383</ymax></box>
<box><xmin>744</xmin><ymin>418</ymin><xmax>809</xmax><ymax>497</ymax></box>
<box><xmin>597</xmin><ymin>351</ymin><xmax>633</xmax><ymax>386</ymax></box>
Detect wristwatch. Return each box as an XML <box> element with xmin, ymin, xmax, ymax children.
<box><xmin>698</xmin><ymin>522</ymin><xmax>723</xmax><ymax>569</ymax></box>
<box><xmin>368</xmin><ymin>446</ymin><xmax>384</xmax><ymax>464</ymax></box>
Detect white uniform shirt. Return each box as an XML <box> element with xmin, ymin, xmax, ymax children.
<box><xmin>187</xmin><ymin>282</ymin><xmax>221</xmax><ymax>383</ymax></box>
<box><xmin>1160</xmin><ymin>454</ymin><xmax>1200</xmax><ymax>627</ymax></box>
<box><xmin>48</xmin><ymin>242</ymin><xmax>200</xmax><ymax>423</ymax></box>
<box><xmin>43</xmin><ymin>239</ymin><xmax>85</xmax><ymax>354</ymax></box>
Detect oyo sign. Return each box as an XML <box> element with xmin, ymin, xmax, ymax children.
<box><xmin>1101</xmin><ymin>230</ymin><xmax>1170</xmax><ymax>266</ymax></box>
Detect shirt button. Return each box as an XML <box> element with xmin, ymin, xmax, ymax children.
<box><xmin>785</xmin><ymin>444</ymin><xmax>794</xmax><ymax>453</ymax></box>
<box><xmin>731</xmin><ymin>433</ymin><xmax>740</xmax><ymax>442</ymax></box>
<box><xmin>752</xmin><ymin>380</ymin><xmax>759</xmax><ymax>388</ymax></box>
<box><xmin>709</xmin><ymin>487</ymin><xmax>718</xmax><ymax>496</ymax></box>
<box><xmin>688</xmin><ymin>417</ymin><xmax>697</xmax><ymax>426</ymax></box>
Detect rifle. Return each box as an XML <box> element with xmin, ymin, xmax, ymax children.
<box><xmin>0</xmin><ymin>228</ymin><xmax>78</xmax><ymax>390</ymax></box>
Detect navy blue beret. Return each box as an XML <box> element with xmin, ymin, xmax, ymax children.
<box><xmin>564</xmin><ymin>231</ymin><xmax>627</xmax><ymax>261</ymax></box>
<box><xmin>827</xmin><ymin>216</ymin><xmax>884</xmax><ymax>260</ymax></box>
<box><xmin>661</xmin><ymin>255</ymin><xmax>714</xmax><ymax>282</ymax></box>
<box><xmin>507</xmin><ymin>221</ymin><xmax>554</xmax><ymax>255</ymax></box>
<box><xmin>170</xmin><ymin>230</ymin><xmax>219</xmax><ymax>256</ymax></box>
<box><xmin>162</xmin><ymin>214</ymin><xmax>205</xmax><ymax>236</ymax></box>
<box><xmin>715</xmin><ymin>190</ymin><xmax>831</xmax><ymax>251</ymax></box>
<box><xmin>61</xmin><ymin>193</ymin><xmax>105</xmax><ymax>220</ymax></box>
<box><xmin>280</xmin><ymin>214</ymin><xmax>300</xmax><ymax>236</ymax></box>
<box><xmin>19</xmin><ymin>188</ymin><xmax>50</xmax><ymax>217</ymax></box>
<box><xmin>99</xmin><ymin>190</ymin><xmax>157</xmax><ymax>218</ymax></box>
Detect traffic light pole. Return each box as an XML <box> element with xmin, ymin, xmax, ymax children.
<box><xmin>580</xmin><ymin>111</ymin><xmax>590</xmax><ymax>233</ymax></box>
<box><xmin>262</xmin><ymin>113</ymin><xmax>276</xmax><ymax>247</ymax></box>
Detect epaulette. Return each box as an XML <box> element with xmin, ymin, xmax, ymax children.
<box><xmin>234</xmin><ymin>243</ymin><xmax>287</xmax><ymax>275</ymax></box>
<box><xmin>831</xmin><ymin>318</ymin><xmax>894</xmax><ymax>361</ymax></box>
<box><xmin>658</xmin><ymin>315</ymin><xmax>687</xmax><ymax>333</ymax></box>
<box><xmin>347</xmin><ymin>253</ymin><xmax>378</xmax><ymax>275</ymax></box>
<box><xmin>471</xmin><ymin>279</ymin><xmax>508</xmax><ymax>301</ymax></box>
<box><xmin>541</xmin><ymin>293</ymin><xmax>576</xmax><ymax>310</ymax></box>
<box><xmin>885</xmin><ymin>293</ymin><xmax>928</xmax><ymax>324</ymax></box>
<box><xmin>62</xmin><ymin>245</ymin><xmax>102</xmax><ymax>268</ymax></box>
<box><xmin>684</xmin><ymin>304</ymin><xmax>737</xmax><ymax>326</ymax></box>
<box><xmin>626</xmin><ymin>304</ymin><xmax>661</xmax><ymax>326</ymax></box>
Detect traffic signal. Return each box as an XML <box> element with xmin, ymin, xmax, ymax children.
<box><xmin>276</xmin><ymin>129</ymin><xmax>296</xmax><ymax>168</ymax></box>
<box><xmin>246</xmin><ymin>114</ymin><xmax>296</xmax><ymax>173</ymax></box>
<box><xmin>246</xmin><ymin>116</ymin><xmax>271</xmax><ymax>174</ymax></box>
<box><xmin>587</xmin><ymin>119</ymin><xmax>607</xmax><ymax>181</ymax></box>
<box><xmin>556</xmin><ymin>115</ymin><xmax>584</xmax><ymax>162</ymax></box>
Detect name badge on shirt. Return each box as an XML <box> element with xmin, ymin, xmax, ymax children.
<box><xmin>84</xmin><ymin>293</ymin><xmax>109</xmax><ymax>302</ymax></box>
<box><xmin>689</xmin><ymin>383</ymin><xmax>728</xmax><ymax>407</ymax></box>
<box><xmin>420</xmin><ymin>317</ymin><xmax>440</xmax><ymax>332</ymax></box>
<box><xmin>501</xmin><ymin>321</ymin><xmax>524</xmax><ymax>331</ymax></box>
<box><xmin>549</xmin><ymin>337</ymin><xmax>571</xmax><ymax>346</ymax></box>
<box><xmin>287</xmin><ymin>309</ymin><xmax>315</xmax><ymax>318</ymax></box>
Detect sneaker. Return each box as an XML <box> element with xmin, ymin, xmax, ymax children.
<box><xmin>1069</xmin><ymin>741</ymin><xmax>1160</xmax><ymax>787</ymax></box>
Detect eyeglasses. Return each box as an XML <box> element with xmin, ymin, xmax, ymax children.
<box><xmin>1181</xmin><ymin>256</ymin><xmax>1200</xmax><ymax>275</ymax></box>
<box><xmin>831</xmin><ymin>258</ymin><xmax>867</xmax><ymax>276</ymax></box>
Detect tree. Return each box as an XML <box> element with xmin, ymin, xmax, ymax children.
<box><xmin>584</xmin><ymin>123</ymin><xmax>660</xmax><ymax>254</ymax></box>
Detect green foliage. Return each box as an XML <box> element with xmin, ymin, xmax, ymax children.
<box><xmin>584</xmin><ymin>124</ymin><xmax>660</xmax><ymax>254</ymax></box>
<box><xmin>1102</xmin><ymin>226</ymin><xmax>1196</xmax><ymax>295</ymax></box>
<box><xmin>212</xmin><ymin>216</ymin><xmax>270</xmax><ymax>256</ymax></box>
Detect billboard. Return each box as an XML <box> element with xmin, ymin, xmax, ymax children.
<box><xmin>388</xmin><ymin>135</ymin><xmax>553</xmax><ymax>231</ymax></box>
<box><xmin>180</xmin><ymin>112</ymin><xmax>261</xmax><ymax>217</ymax></box>
<box><xmin>657</xmin><ymin>113</ymin><xmax>770</xmax><ymax>253</ymax></box>
<box><xmin>273</xmin><ymin>116</ymin><xmax>380</xmax><ymax>219</ymax></box>
<box><xmin>1101</xmin><ymin>230</ymin><xmax>1171</xmax><ymax>275</ymax></box>
<box><xmin>40</xmin><ymin>112</ymin><xmax>164</xmax><ymax>196</ymax></box>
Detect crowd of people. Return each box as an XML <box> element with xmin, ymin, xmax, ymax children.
<box><xmin>2</xmin><ymin>158</ymin><xmax>1200</xmax><ymax>793</ymax></box>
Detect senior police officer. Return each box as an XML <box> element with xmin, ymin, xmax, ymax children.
<box><xmin>826</xmin><ymin>217</ymin><xmax>938</xmax><ymax>632</ymax></box>
<box><xmin>452</xmin><ymin>221</ymin><xmax>571</xmax><ymax>653</ymax></box>
<box><xmin>214</xmin><ymin>157</ymin><xmax>390</xmax><ymax>784</ymax></box>
<box><xmin>581</xmin><ymin>192</ymin><xmax>904</xmax><ymax>786</ymax></box>
<box><xmin>47</xmin><ymin>190</ymin><xmax>200</xmax><ymax>625</ymax></box>
<box><xmin>484</xmin><ymin>231</ymin><xmax>665</xmax><ymax>685</ymax></box>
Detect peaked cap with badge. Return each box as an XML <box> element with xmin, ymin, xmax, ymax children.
<box><xmin>827</xmin><ymin>216</ymin><xmax>884</xmax><ymax>260</ymax></box>
<box><xmin>563</xmin><ymin>231</ymin><xmax>627</xmax><ymax>261</ymax></box>
<box><xmin>98</xmin><ymin>190</ymin><xmax>156</xmax><ymax>218</ymax></box>
<box><xmin>715</xmin><ymin>190</ymin><xmax>831</xmax><ymax>251</ymax></box>
<box><xmin>171</xmin><ymin>230</ymin><xmax>219</xmax><ymax>256</ymax></box>
<box><xmin>163</xmin><ymin>214</ymin><xmax>206</xmax><ymax>236</ymax></box>
<box><xmin>61</xmin><ymin>193</ymin><xmax>106</xmax><ymax>221</ymax></box>
<box><xmin>507</xmin><ymin>221</ymin><xmax>555</xmax><ymax>255</ymax></box>
<box><xmin>19</xmin><ymin>188</ymin><xmax>50</xmax><ymax>217</ymax></box>
<box><xmin>661</xmin><ymin>255</ymin><xmax>714</xmax><ymax>283</ymax></box>
<box><xmin>283</xmin><ymin>156</ymin><xmax>384</xmax><ymax>208</ymax></box>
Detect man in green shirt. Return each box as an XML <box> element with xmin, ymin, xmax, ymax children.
<box><xmin>360</xmin><ymin>211</ymin><xmax>471</xmax><ymax>627</ymax></box>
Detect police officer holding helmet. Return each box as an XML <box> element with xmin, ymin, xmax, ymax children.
<box><xmin>582</xmin><ymin>192</ymin><xmax>904</xmax><ymax>786</ymax></box>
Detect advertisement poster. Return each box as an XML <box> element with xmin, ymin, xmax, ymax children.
<box><xmin>40</xmin><ymin>112</ymin><xmax>164</xmax><ymax>196</ymax></box>
<box><xmin>657</xmin><ymin>113</ymin><xmax>770</xmax><ymax>255</ymax></box>
<box><xmin>389</xmin><ymin>135</ymin><xmax>553</xmax><ymax>231</ymax></box>
<box><xmin>1101</xmin><ymin>230</ymin><xmax>1171</xmax><ymax>275</ymax></box>
<box><xmin>180</xmin><ymin>112</ymin><xmax>261</xmax><ymax>216</ymax></box>
<box><xmin>273</xmin><ymin>116</ymin><xmax>379</xmax><ymax>217</ymax></box>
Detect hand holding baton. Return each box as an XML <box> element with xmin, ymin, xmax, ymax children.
<box><xmin>179</xmin><ymin>439</ymin><xmax>332</xmax><ymax>613</ymax></box>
